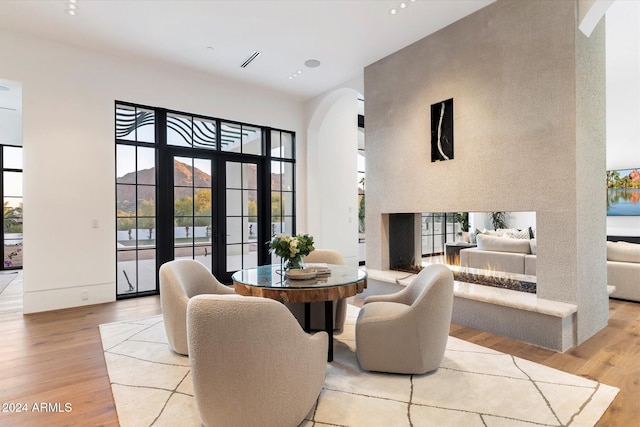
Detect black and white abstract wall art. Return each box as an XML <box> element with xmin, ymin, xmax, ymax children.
<box><xmin>431</xmin><ymin>98</ymin><xmax>454</xmax><ymax>162</ymax></box>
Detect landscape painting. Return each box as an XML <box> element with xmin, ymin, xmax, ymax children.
<box><xmin>607</xmin><ymin>168</ymin><xmax>640</xmax><ymax>216</ymax></box>
<box><xmin>431</xmin><ymin>98</ymin><xmax>454</xmax><ymax>162</ymax></box>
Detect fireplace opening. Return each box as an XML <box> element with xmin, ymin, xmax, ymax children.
<box><xmin>386</xmin><ymin>211</ymin><xmax>538</xmax><ymax>293</ymax></box>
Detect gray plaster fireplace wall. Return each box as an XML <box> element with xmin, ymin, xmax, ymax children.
<box><xmin>364</xmin><ymin>0</ymin><xmax>608</xmax><ymax>350</ymax></box>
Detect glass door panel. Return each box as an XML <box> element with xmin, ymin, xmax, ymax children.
<box><xmin>225</xmin><ymin>161</ymin><xmax>259</xmax><ymax>276</ymax></box>
<box><xmin>116</xmin><ymin>144</ymin><xmax>156</xmax><ymax>296</ymax></box>
<box><xmin>170</xmin><ymin>155</ymin><xmax>261</xmax><ymax>282</ymax></box>
<box><xmin>137</xmin><ymin>248</ymin><xmax>157</xmax><ymax>292</ymax></box>
<box><xmin>269</xmin><ymin>160</ymin><xmax>294</xmax><ymax>263</ymax></box>
<box><xmin>173</xmin><ymin>156</ymin><xmax>214</xmax><ymax>271</ymax></box>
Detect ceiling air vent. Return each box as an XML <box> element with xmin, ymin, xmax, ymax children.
<box><xmin>240</xmin><ymin>51</ymin><xmax>261</xmax><ymax>68</ymax></box>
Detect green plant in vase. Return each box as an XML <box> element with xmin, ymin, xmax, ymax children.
<box><xmin>268</xmin><ymin>233</ymin><xmax>315</xmax><ymax>270</ymax></box>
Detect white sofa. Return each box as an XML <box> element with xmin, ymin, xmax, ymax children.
<box><xmin>460</xmin><ymin>233</ymin><xmax>537</xmax><ymax>276</ymax></box>
<box><xmin>607</xmin><ymin>241</ymin><xmax>640</xmax><ymax>302</ymax></box>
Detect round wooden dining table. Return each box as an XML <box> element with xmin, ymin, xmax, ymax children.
<box><xmin>232</xmin><ymin>264</ymin><xmax>367</xmax><ymax>361</ymax></box>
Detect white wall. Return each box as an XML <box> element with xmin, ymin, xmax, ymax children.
<box><xmin>605</xmin><ymin>0</ymin><xmax>640</xmax><ymax>237</ymax></box>
<box><xmin>304</xmin><ymin>75</ymin><xmax>363</xmax><ymax>266</ymax></box>
<box><xmin>305</xmin><ymin>91</ymin><xmax>360</xmax><ymax>266</ymax></box>
<box><xmin>0</xmin><ymin>29</ymin><xmax>305</xmax><ymax>313</ymax></box>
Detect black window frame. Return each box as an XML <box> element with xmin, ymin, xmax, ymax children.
<box><xmin>115</xmin><ymin>101</ymin><xmax>296</xmax><ymax>297</ymax></box>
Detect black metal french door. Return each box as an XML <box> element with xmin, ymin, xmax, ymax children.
<box><xmin>167</xmin><ymin>154</ymin><xmax>265</xmax><ymax>283</ymax></box>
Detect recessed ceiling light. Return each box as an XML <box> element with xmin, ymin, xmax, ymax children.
<box><xmin>304</xmin><ymin>59</ymin><xmax>321</xmax><ymax>68</ymax></box>
<box><xmin>390</xmin><ymin>0</ymin><xmax>416</xmax><ymax>15</ymax></box>
<box><xmin>288</xmin><ymin>69</ymin><xmax>303</xmax><ymax>80</ymax></box>
<box><xmin>240</xmin><ymin>51</ymin><xmax>261</xmax><ymax>68</ymax></box>
<box><xmin>65</xmin><ymin>0</ymin><xmax>78</xmax><ymax>16</ymax></box>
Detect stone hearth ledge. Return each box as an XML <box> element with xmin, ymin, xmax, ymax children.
<box><xmin>365</xmin><ymin>267</ymin><xmax>618</xmax><ymax>319</ymax></box>
<box><xmin>452</xmin><ymin>281</ymin><xmax>575</xmax><ymax>317</ymax></box>
<box><xmin>366</xmin><ymin>267</ymin><xmax>615</xmax><ymax>318</ymax></box>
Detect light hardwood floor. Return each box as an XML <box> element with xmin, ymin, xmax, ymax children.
<box><xmin>1</xmin><ymin>273</ymin><xmax>638</xmax><ymax>427</ymax></box>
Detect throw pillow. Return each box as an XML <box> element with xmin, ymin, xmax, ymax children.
<box><xmin>512</xmin><ymin>228</ymin><xmax>530</xmax><ymax>239</ymax></box>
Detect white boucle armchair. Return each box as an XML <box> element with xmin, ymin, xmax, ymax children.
<box><xmin>355</xmin><ymin>263</ymin><xmax>454</xmax><ymax>374</ymax></box>
<box><xmin>159</xmin><ymin>259</ymin><xmax>234</xmax><ymax>355</ymax></box>
<box><xmin>187</xmin><ymin>294</ymin><xmax>328</xmax><ymax>427</ymax></box>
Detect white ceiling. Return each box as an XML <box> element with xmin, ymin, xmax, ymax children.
<box><xmin>0</xmin><ymin>0</ymin><xmax>494</xmax><ymax>101</ymax></box>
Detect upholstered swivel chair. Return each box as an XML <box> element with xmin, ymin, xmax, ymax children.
<box><xmin>159</xmin><ymin>259</ymin><xmax>234</xmax><ymax>355</ymax></box>
<box><xmin>187</xmin><ymin>294</ymin><xmax>328</xmax><ymax>427</ymax></box>
<box><xmin>286</xmin><ymin>249</ymin><xmax>348</xmax><ymax>332</ymax></box>
<box><xmin>355</xmin><ymin>263</ymin><xmax>454</xmax><ymax>374</ymax></box>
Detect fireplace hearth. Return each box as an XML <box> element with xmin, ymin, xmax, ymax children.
<box><xmin>391</xmin><ymin>263</ymin><xmax>537</xmax><ymax>294</ymax></box>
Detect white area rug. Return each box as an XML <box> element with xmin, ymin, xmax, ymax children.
<box><xmin>99</xmin><ymin>305</ymin><xmax>618</xmax><ymax>427</ymax></box>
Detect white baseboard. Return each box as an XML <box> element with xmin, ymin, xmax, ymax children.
<box><xmin>23</xmin><ymin>282</ymin><xmax>115</xmax><ymax>314</ymax></box>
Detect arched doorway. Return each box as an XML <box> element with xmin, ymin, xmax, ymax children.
<box><xmin>306</xmin><ymin>88</ymin><xmax>363</xmax><ymax>266</ymax></box>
